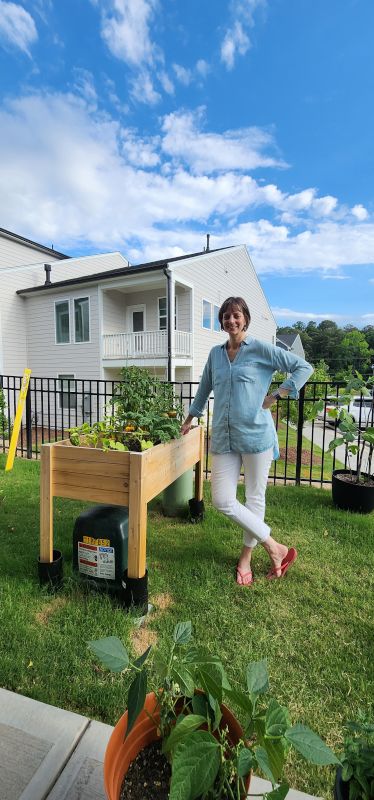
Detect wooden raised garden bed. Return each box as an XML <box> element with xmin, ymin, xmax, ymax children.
<box><xmin>40</xmin><ymin>426</ymin><xmax>204</xmax><ymax>579</ymax></box>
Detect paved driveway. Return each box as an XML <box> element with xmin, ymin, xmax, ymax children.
<box><xmin>303</xmin><ymin>420</ymin><xmax>358</xmax><ymax>470</ymax></box>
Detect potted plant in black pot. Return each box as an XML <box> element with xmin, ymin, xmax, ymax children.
<box><xmin>326</xmin><ymin>374</ymin><xmax>374</xmax><ymax>513</ymax></box>
<box><xmin>334</xmin><ymin>718</ymin><xmax>374</xmax><ymax>800</ymax></box>
<box><xmin>88</xmin><ymin>621</ymin><xmax>339</xmax><ymax>800</ymax></box>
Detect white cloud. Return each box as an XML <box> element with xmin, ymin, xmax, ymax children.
<box><xmin>72</xmin><ymin>68</ymin><xmax>98</xmax><ymax>110</ymax></box>
<box><xmin>221</xmin><ymin>21</ymin><xmax>250</xmax><ymax>70</ymax></box>
<box><xmin>272</xmin><ymin>307</ymin><xmax>344</xmax><ymax>321</ymax></box>
<box><xmin>272</xmin><ymin>306</ymin><xmax>374</xmax><ymax>327</ymax></box>
<box><xmin>196</xmin><ymin>59</ymin><xmax>210</xmax><ymax>78</ymax></box>
<box><xmin>158</xmin><ymin>70</ymin><xmax>174</xmax><ymax>95</ymax></box>
<box><xmin>130</xmin><ymin>71</ymin><xmax>161</xmax><ymax>105</ymax></box>
<box><xmin>322</xmin><ymin>274</ymin><xmax>350</xmax><ymax>280</ymax></box>
<box><xmin>161</xmin><ymin>108</ymin><xmax>286</xmax><ymax>173</ymax></box>
<box><xmin>0</xmin><ymin>89</ymin><xmax>373</xmax><ymax>276</ymax></box>
<box><xmin>220</xmin><ymin>0</ymin><xmax>266</xmax><ymax>70</ymax></box>
<box><xmin>96</xmin><ymin>0</ymin><xmax>158</xmax><ymax>68</ymax></box>
<box><xmin>0</xmin><ymin>1</ymin><xmax>38</xmax><ymax>56</ymax></box>
<box><xmin>173</xmin><ymin>63</ymin><xmax>192</xmax><ymax>86</ymax></box>
<box><xmin>351</xmin><ymin>203</ymin><xmax>368</xmax><ymax>221</ymax></box>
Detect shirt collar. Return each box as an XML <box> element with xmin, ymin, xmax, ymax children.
<box><xmin>220</xmin><ymin>336</ymin><xmax>250</xmax><ymax>349</ymax></box>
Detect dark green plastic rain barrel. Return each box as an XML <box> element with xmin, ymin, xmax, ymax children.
<box><xmin>73</xmin><ymin>505</ymin><xmax>128</xmax><ymax>594</ymax></box>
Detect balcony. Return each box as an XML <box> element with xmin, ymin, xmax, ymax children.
<box><xmin>102</xmin><ymin>330</ymin><xmax>192</xmax><ymax>360</ymax></box>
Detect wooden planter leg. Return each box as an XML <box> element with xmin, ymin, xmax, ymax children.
<box><xmin>128</xmin><ymin>455</ymin><xmax>147</xmax><ymax>579</ymax></box>
<box><xmin>194</xmin><ymin>426</ymin><xmax>205</xmax><ymax>501</ymax></box>
<box><xmin>40</xmin><ymin>444</ymin><xmax>54</xmax><ymax>563</ymax></box>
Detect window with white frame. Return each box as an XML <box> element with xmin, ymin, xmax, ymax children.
<box><xmin>158</xmin><ymin>297</ymin><xmax>167</xmax><ymax>330</ymax></box>
<box><xmin>213</xmin><ymin>304</ymin><xmax>220</xmax><ymax>332</ymax></box>
<box><xmin>55</xmin><ymin>300</ymin><xmax>70</xmax><ymax>343</ymax></box>
<box><xmin>58</xmin><ymin>374</ymin><xmax>77</xmax><ymax>410</ymax></box>
<box><xmin>158</xmin><ymin>297</ymin><xmax>177</xmax><ymax>330</ymax></box>
<box><xmin>74</xmin><ymin>297</ymin><xmax>90</xmax><ymax>342</ymax></box>
<box><xmin>202</xmin><ymin>299</ymin><xmax>212</xmax><ymax>330</ymax></box>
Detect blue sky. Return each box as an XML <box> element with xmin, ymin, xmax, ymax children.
<box><xmin>0</xmin><ymin>0</ymin><xmax>373</xmax><ymax>328</ymax></box>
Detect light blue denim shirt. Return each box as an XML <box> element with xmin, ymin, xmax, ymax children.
<box><xmin>189</xmin><ymin>337</ymin><xmax>313</xmax><ymax>458</ymax></box>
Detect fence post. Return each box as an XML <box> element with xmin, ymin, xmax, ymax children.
<box><xmin>295</xmin><ymin>385</ymin><xmax>305</xmax><ymax>486</ymax></box>
<box><xmin>26</xmin><ymin>386</ymin><xmax>32</xmax><ymax>459</ymax></box>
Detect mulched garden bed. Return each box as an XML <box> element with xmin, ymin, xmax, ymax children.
<box><xmin>279</xmin><ymin>446</ymin><xmax>322</xmax><ymax>465</ymax></box>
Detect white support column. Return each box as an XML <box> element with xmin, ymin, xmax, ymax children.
<box><xmin>169</xmin><ymin>273</ymin><xmax>176</xmax><ymax>382</ymax></box>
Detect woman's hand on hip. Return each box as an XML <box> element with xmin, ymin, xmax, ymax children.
<box><xmin>262</xmin><ymin>394</ymin><xmax>278</xmax><ymax>410</ymax></box>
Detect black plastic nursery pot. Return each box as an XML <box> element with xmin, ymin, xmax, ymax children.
<box><xmin>38</xmin><ymin>549</ymin><xmax>63</xmax><ymax>589</ymax></box>
<box><xmin>333</xmin><ymin>767</ymin><xmax>349</xmax><ymax>800</ymax></box>
<box><xmin>332</xmin><ymin>469</ymin><xmax>374</xmax><ymax>514</ymax></box>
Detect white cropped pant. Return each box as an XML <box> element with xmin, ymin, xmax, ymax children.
<box><xmin>211</xmin><ymin>448</ymin><xmax>273</xmax><ymax>548</ymax></box>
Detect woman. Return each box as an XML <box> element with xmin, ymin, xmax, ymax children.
<box><xmin>181</xmin><ymin>296</ymin><xmax>313</xmax><ymax>585</ymax></box>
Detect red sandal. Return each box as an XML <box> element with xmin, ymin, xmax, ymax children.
<box><xmin>236</xmin><ymin>565</ymin><xmax>254</xmax><ymax>586</ymax></box>
<box><xmin>266</xmin><ymin>547</ymin><xmax>297</xmax><ymax>579</ymax></box>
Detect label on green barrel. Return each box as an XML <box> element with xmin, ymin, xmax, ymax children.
<box><xmin>78</xmin><ymin>541</ymin><xmax>115</xmax><ymax>580</ymax></box>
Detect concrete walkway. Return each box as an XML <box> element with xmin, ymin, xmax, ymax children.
<box><xmin>0</xmin><ymin>688</ymin><xmax>322</xmax><ymax>800</ymax></box>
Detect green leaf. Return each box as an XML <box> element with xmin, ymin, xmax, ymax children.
<box><xmin>208</xmin><ymin>694</ymin><xmax>222</xmax><ymax>731</ymax></box>
<box><xmin>265</xmin><ymin>699</ymin><xmax>288</xmax><ymax>737</ymax></box>
<box><xmin>247</xmin><ymin>660</ymin><xmax>269</xmax><ymax>697</ymax></box>
<box><xmin>191</xmin><ymin>693</ymin><xmax>209</xmax><ymax>718</ymax></box>
<box><xmin>255</xmin><ymin>745</ymin><xmax>276</xmax><ymax>784</ymax></box>
<box><xmin>264</xmin><ymin>738</ymin><xmax>286</xmax><ymax>782</ymax></box>
<box><xmin>126</xmin><ymin>670</ymin><xmax>147</xmax><ymax>737</ymax></box>
<box><xmin>88</xmin><ymin>636</ymin><xmax>129</xmax><ymax>673</ymax></box>
<box><xmin>285</xmin><ymin>724</ymin><xmax>340</xmax><ymax>765</ymax></box>
<box><xmin>266</xmin><ymin>782</ymin><xmax>290</xmax><ymax>800</ymax></box>
<box><xmin>163</xmin><ymin>714</ymin><xmax>207</xmax><ymax>754</ymax></box>
<box><xmin>171</xmin><ymin>664</ymin><xmax>196</xmax><ymax>697</ymax></box>
<box><xmin>237</xmin><ymin>746</ymin><xmax>253</xmax><ymax>778</ymax></box>
<box><xmin>153</xmin><ymin>651</ymin><xmax>168</xmax><ymax>682</ymax></box>
<box><xmin>169</xmin><ymin>731</ymin><xmax>220</xmax><ymax>800</ymax></box>
<box><xmin>196</xmin><ymin>663</ymin><xmax>223</xmax><ymax>705</ymax></box>
<box><xmin>224</xmin><ymin>687</ymin><xmax>253</xmax><ymax>716</ymax></box>
<box><xmin>133</xmin><ymin>645</ymin><xmax>152</xmax><ymax>670</ymax></box>
<box><xmin>174</xmin><ymin>621</ymin><xmax>192</xmax><ymax>645</ymax></box>
<box><xmin>328</xmin><ymin>437</ymin><xmax>345</xmax><ymax>451</ymax></box>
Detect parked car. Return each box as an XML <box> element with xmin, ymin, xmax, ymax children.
<box><xmin>318</xmin><ymin>395</ymin><xmax>374</xmax><ymax>428</ymax></box>
<box><xmin>347</xmin><ymin>395</ymin><xmax>374</xmax><ymax>427</ymax></box>
<box><xmin>317</xmin><ymin>396</ymin><xmax>347</xmax><ymax>423</ymax></box>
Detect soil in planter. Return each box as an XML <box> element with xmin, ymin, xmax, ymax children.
<box><xmin>120</xmin><ymin>741</ymin><xmax>171</xmax><ymax>800</ymax></box>
<box><xmin>120</xmin><ymin>740</ymin><xmax>242</xmax><ymax>800</ymax></box>
<box><xmin>336</xmin><ymin>472</ymin><xmax>374</xmax><ymax>488</ymax></box>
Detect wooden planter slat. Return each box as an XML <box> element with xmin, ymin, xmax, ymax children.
<box><xmin>40</xmin><ymin>426</ymin><xmax>204</xmax><ymax>579</ymax></box>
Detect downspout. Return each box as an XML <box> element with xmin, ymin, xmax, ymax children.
<box><xmin>163</xmin><ymin>267</ymin><xmax>172</xmax><ymax>381</ymax></box>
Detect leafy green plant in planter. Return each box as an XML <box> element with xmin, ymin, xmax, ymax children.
<box><xmin>68</xmin><ymin>367</ymin><xmax>184</xmax><ymax>451</ymax></box>
<box><xmin>88</xmin><ymin>621</ymin><xmax>339</xmax><ymax>800</ymax></box>
<box><xmin>322</xmin><ymin>374</ymin><xmax>374</xmax><ymax>512</ymax></box>
<box><xmin>335</xmin><ymin>718</ymin><xmax>374</xmax><ymax>800</ymax></box>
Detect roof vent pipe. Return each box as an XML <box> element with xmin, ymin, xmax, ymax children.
<box><xmin>206</xmin><ymin>233</ymin><xmax>210</xmax><ymax>252</ymax></box>
<box><xmin>44</xmin><ymin>263</ymin><xmax>52</xmax><ymax>285</ymax></box>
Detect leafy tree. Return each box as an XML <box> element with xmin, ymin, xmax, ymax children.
<box><xmin>337</xmin><ymin>330</ymin><xmax>373</xmax><ymax>375</ymax></box>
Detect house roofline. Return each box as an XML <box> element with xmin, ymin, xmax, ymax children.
<box><xmin>0</xmin><ymin>227</ymin><xmax>68</xmax><ymax>260</ymax></box>
<box><xmin>16</xmin><ymin>246</ymin><xmax>233</xmax><ymax>295</ymax></box>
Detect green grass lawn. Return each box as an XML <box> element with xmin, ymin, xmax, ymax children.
<box><xmin>0</xmin><ymin>454</ymin><xmax>373</xmax><ymax>798</ymax></box>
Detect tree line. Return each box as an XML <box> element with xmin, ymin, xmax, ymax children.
<box><xmin>277</xmin><ymin>321</ymin><xmax>374</xmax><ymax>380</ymax></box>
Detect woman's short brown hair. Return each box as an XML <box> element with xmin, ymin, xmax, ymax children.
<box><xmin>218</xmin><ymin>297</ymin><xmax>251</xmax><ymax>331</ymax></box>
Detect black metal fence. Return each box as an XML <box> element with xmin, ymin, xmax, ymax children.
<box><xmin>1</xmin><ymin>374</ymin><xmax>372</xmax><ymax>486</ymax></box>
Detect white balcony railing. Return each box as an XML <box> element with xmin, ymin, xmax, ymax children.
<box><xmin>103</xmin><ymin>330</ymin><xmax>192</xmax><ymax>360</ymax></box>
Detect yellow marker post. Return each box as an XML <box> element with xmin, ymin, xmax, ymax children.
<box><xmin>5</xmin><ymin>368</ymin><xmax>32</xmax><ymax>472</ymax></box>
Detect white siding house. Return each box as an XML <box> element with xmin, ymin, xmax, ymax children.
<box><xmin>0</xmin><ymin>230</ymin><xmax>276</xmax><ymax>389</ymax></box>
<box><xmin>14</xmin><ymin>245</ymin><xmax>276</xmax><ymax>385</ymax></box>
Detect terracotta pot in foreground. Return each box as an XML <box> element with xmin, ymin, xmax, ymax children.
<box><xmin>104</xmin><ymin>691</ymin><xmax>251</xmax><ymax>800</ymax></box>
